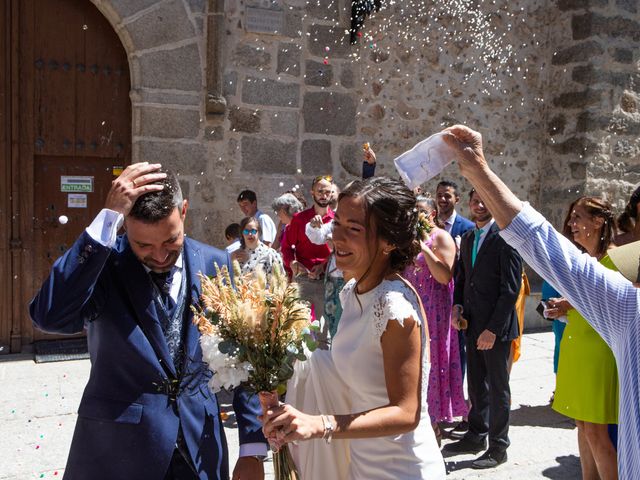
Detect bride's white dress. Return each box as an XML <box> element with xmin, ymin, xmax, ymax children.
<box><xmin>286</xmin><ymin>278</ymin><xmax>446</xmax><ymax>479</ymax></box>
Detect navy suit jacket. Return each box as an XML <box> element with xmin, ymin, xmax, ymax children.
<box><xmin>449</xmin><ymin>212</ymin><xmax>475</xmax><ymax>239</ymax></box>
<box><xmin>30</xmin><ymin>232</ymin><xmax>266</xmax><ymax>480</ymax></box>
<box><xmin>453</xmin><ymin>222</ymin><xmax>523</xmax><ymax>342</ymax></box>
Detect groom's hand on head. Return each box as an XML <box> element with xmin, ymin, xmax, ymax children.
<box><xmin>105</xmin><ymin>162</ymin><xmax>166</xmax><ymax>216</ymax></box>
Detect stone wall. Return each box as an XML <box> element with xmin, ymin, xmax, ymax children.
<box><xmin>91</xmin><ymin>0</ymin><xmax>640</xmax><ymax>250</ymax></box>
<box><xmin>545</xmin><ymin>0</ymin><xmax>640</xmax><ymax>223</ymax></box>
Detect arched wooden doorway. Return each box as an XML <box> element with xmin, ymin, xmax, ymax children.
<box><xmin>0</xmin><ymin>0</ymin><xmax>131</xmax><ymax>352</ymax></box>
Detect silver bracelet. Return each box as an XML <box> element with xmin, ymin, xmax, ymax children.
<box><xmin>321</xmin><ymin>415</ymin><xmax>335</xmax><ymax>444</ymax></box>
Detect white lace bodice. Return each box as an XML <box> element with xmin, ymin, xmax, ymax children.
<box><xmin>334</xmin><ymin>278</ymin><xmax>428</xmax><ymax>412</ymax></box>
<box><xmin>288</xmin><ymin>277</ymin><xmax>445</xmax><ymax>479</ymax></box>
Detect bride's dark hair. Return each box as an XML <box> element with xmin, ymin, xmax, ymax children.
<box><xmin>339</xmin><ymin>176</ymin><xmax>420</xmax><ymax>274</ymax></box>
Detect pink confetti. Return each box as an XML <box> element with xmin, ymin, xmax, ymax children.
<box><xmin>35</xmin><ymin>445</ymin><xmax>40</xmax><ymax>449</ymax></box>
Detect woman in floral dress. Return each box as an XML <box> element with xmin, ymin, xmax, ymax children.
<box><xmin>404</xmin><ymin>196</ymin><xmax>468</xmax><ymax>442</ymax></box>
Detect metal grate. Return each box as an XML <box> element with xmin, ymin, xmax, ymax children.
<box><xmin>34</xmin><ymin>338</ymin><xmax>89</xmax><ymax>363</ymax></box>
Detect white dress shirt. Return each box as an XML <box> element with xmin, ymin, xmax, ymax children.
<box><xmin>474</xmin><ymin>218</ymin><xmax>495</xmax><ymax>253</ymax></box>
<box><xmin>442</xmin><ymin>210</ymin><xmax>458</xmax><ymax>234</ymax></box>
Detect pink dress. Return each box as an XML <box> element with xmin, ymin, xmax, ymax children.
<box><xmin>404</xmin><ymin>229</ymin><xmax>468</xmax><ymax>423</ymax></box>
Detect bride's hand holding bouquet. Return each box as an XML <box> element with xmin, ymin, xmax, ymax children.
<box><xmin>193</xmin><ymin>261</ymin><xmax>318</xmax><ymax>480</ymax></box>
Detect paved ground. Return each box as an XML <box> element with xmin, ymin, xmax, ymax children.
<box><xmin>0</xmin><ymin>330</ymin><xmax>580</xmax><ymax>479</ymax></box>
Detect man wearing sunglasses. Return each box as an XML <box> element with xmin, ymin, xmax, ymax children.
<box><xmin>281</xmin><ymin>175</ymin><xmax>335</xmax><ymax>328</ymax></box>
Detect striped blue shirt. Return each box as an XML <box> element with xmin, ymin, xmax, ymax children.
<box><xmin>500</xmin><ymin>203</ymin><xmax>640</xmax><ymax>478</ymax></box>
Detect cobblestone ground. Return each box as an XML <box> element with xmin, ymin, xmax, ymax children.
<box><xmin>0</xmin><ymin>331</ymin><xmax>580</xmax><ymax>479</ymax></box>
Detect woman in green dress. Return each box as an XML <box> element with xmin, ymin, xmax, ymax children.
<box><xmin>546</xmin><ymin>197</ymin><xmax>618</xmax><ymax>480</ymax></box>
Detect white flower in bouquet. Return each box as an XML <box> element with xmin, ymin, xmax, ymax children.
<box><xmin>200</xmin><ymin>333</ymin><xmax>251</xmax><ymax>392</ymax></box>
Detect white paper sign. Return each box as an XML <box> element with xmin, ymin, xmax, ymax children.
<box><xmin>67</xmin><ymin>193</ymin><xmax>88</xmax><ymax>208</ymax></box>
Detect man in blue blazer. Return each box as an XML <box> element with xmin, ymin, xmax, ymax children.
<box><xmin>436</xmin><ymin>180</ymin><xmax>475</xmax><ymax>240</ymax></box>
<box><xmin>30</xmin><ymin>163</ymin><xmax>267</xmax><ymax>480</ymax></box>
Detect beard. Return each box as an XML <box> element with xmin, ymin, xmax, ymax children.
<box><xmin>141</xmin><ymin>250</ymin><xmax>180</xmax><ymax>273</ymax></box>
<box><xmin>313</xmin><ymin>197</ymin><xmax>330</xmax><ymax>208</ymax></box>
<box><xmin>472</xmin><ymin>212</ymin><xmax>492</xmax><ymax>224</ymax></box>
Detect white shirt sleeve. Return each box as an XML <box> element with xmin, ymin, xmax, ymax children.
<box><xmin>500</xmin><ymin>203</ymin><xmax>639</xmax><ymax>346</ymax></box>
<box><xmin>305</xmin><ymin>220</ymin><xmax>333</xmax><ymax>245</ymax></box>
<box><xmin>85</xmin><ymin>209</ymin><xmax>124</xmax><ymax>247</ymax></box>
<box><xmin>238</xmin><ymin>442</ymin><xmax>269</xmax><ymax>458</ymax></box>
<box><xmin>259</xmin><ymin>213</ymin><xmax>277</xmax><ymax>244</ymax></box>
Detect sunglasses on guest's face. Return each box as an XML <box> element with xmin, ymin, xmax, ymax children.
<box><xmin>243</xmin><ymin>228</ymin><xmax>258</xmax><ymax>235</ymax></box>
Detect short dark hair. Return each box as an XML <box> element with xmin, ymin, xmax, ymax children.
<box><xmin>129</xmin><ymin>170</ymin><xmax>183</xmax><ymax>223</ymax></box>
<box><xmin>237</xmin><ymin>190</ymin><xmax>257</xmax><ymax>203</ymax></box>
<box><xmin>469</xmin><ymin>188</ymin><xmax>477</xmax><ymax>200</ymax></box>
<box><xmin>225</xmin><ymin>223</ymin><xmax>241</xmax><ymax>240</ymax></box>
<box><xmin>437</xmin><ymin>180</ymin><xmax>460</xmax><ymax>197</ymax></box>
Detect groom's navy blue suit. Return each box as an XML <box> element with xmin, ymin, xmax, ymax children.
<box><xmin>30</xmin><ymin>230</ymin><xmax>266</xmax><ymax>480</ymax></box>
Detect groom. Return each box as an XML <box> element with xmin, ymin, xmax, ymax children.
<box><xmin>30</xmin><ymin>163</ymin><xmax>267</xmax><ymax>480</ymax></box>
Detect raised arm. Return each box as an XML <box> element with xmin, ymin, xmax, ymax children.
<box><xmin>442</xmin><ymin>125</ymin><xmax>523</xmax><ymax>229</ymax></box>
<box><xmin>30</xmin><ymin>163</ymin><xmax>166</xmax><ymax>334</ymax></box>
<box><xmin>420</xmin><ymin>230</ymin><xmax>456</xmax><ymax>285</ymax></box>
<box><xmin>444</xmin><ymin>125</ymin><xmax>638</xmax><ymax>345</ymax></box>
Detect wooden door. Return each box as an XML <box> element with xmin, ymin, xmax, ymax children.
<box><xmin>2</xmin><ymin>0</ymin><xmax>131</xmax><ymax>350</ymax></box>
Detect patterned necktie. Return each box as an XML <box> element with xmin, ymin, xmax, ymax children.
<box><xmin>149</xmin><ymin>270</ymin><xmax>176</xmax><ymax>314</ymax></box>
<box><xmin>472</xmin><ymin>228</ymin><xmax>484</xmax><ymax>266</ymax></box>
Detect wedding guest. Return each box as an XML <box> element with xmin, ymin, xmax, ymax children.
<box><xmin>281</xmin><ymin>175</ymin><xmax>335</xmax><ymax>322</ymax></box>
<box><xmin>403</xmin><ymin>196</ymin><xmax>467</xmax><ymax>446</ymax></box>
<box><xmin>305</xmin><ymin>215</ymin><xmax>344</xmax><ymax>339</ymax></box>
<box><xmin>615</xmin><ymin>184</ymin><xmax>640</xmax><ymax>245</ymax></box>
<box><xmin>549</xmin><ymin>196</ymin><xmax>619</xmax><ymax>479</ymax></box>
<box><xmin>224</xmin><ymin>222</ymin><xmax>241</xmax><ymax>254</ymax></box>
<box><xmin>445</xmin><ymin>189</ymin><xmax>522</xmax><ymax>469</ymax></box>
<box><xmin>540</xmin><ymin>281</ymin><xmax>566</xmax><ymax>385</ymax></box>
<box><xmin>509</xmin><ymin>270</ymin><xmax>530</xmax><ymax>371</ymax></box>
<box><xmin>264</xmin><ymin>176</ymin><xmax>446</xmax><ymax>479</ymax></box>
<box><xmin>436</xmin><ymin>180</ymin><xmax>475</xmax><ymax>239</ymax></box>
<box><xmin>435</xmin><ymin>179</ymin><xmax>475</xmax><ymax>439</ymax></box>
<box><xmin>237</xmin><ymin>189</ymin><xmax>277</xmax><ymax>247</ymax></box>
<box><xmin>234</xmin><ymin>216</ymin><xmax>283</xmax><ymax>276</ymax></box>
<box><xmin>271</xmin><ymin>193</ymin><xmax>304</xmax><ymax>251</ymax></box>
<box><xmin>444</xmin><ymin>124</ymin><xmax>640</xmax><ymax>479</ymax></box>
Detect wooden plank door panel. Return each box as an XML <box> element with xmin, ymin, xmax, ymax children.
<box><xmin>9</xmin><ymin>0</ymin><xmax>132</xmax><ymax>347</ymax></box>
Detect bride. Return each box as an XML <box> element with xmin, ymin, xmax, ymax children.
<box><xmin>263</xmin><ymin>176</ymin><xmax>446</xmax><ymax>479</ymax></box>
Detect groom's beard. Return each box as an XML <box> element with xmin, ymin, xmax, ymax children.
<box><xmin>140</xmin><ymin>249</ymin><xmax>181</xmax><ymax>273</ymax></box>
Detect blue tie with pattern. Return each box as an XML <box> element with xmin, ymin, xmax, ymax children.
<box><xmin>149</xmin><ymin>270</ymin><xmax>176</xmax><ymax>314</ymax></box>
